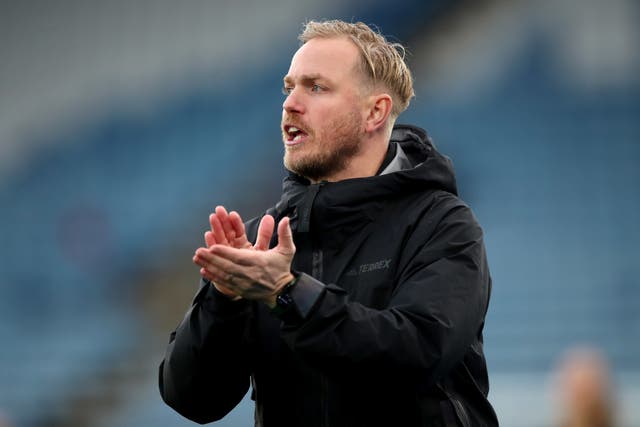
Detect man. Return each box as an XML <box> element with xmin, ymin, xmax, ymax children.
<box><xmin>159</xmin><ymin>20</ymin><xmax>498</xmax><ymax>426</ymax></box>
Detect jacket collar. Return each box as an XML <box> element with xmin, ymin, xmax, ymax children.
<box><xmin>272</xmin><ymin>124</ymin><xmax>458</xmax><ymax>236</ymax></box>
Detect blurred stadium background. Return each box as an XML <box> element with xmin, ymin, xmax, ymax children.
<box><xmin>1</xmin><ymin>0</ymin><xmax>638</xmax><ymax>426</ymax></box>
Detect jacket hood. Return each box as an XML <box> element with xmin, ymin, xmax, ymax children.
<box><xmin>385</xmin><ymin>124</ymin><xmax>458</xmax><ymax>196</ymax></box>
<box><xmin>269</xmin><ymin>124</ymin><xmax>458</xmax><ymax>234</ymax></box>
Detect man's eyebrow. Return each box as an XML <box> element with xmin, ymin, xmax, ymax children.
<box><xmin>283</xmin><ymin>74</ymin><xmax>328</xmax><ymax>85</ymax></box>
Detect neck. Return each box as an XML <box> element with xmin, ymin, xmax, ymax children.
<box><xmin>314</xmin><ymin>130</ymin><xmax>391</xmax><ymax>183</ymax></box>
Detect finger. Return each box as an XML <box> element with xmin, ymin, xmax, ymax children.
<box><xmin>217</xmin><ymin>206</ymin><xmax>237</xmax><ymax>242</ymax></box>
<box><xmin>204</xmin><ymin>230</ymin><xmax>216</xmax><ymax>247</ymax></box>
<box><xmin>276</xmin><ymin>216</ymin><xmax>295</xmax><ymax>254</ymax></box>
<box><xmin>200</xmin><ymin>267</ymin><xmax>226</xmax><ymax>286</ymax></box>
<box><xmin>210</xmin><ymin>278</ymin><xmax>241</xmax><ymax>300</ymax></box>
<box><xmin>201</xmin><ymin>268</ymin><xmax>234</xmax><ymax>292</ymax></box>
<box><xmin>229</xmin><ymin>211</ymin><xmax>249</xmax><ymax>244</ymax></box>
<box><xmin>199</xmin><ymin>267</ymin><xmax>217</xmax><ymax>282</ymax></box>
<box><xmin>194</xmin><ymin>251</ymin><xmax>232</xmax><ymax>284</ymax></box>
<box><xmin>195</xmin><ymin>247</ymin><xmax>219</xmax><ymax>266</ymax></box>
<box><xmin>193</xmin><ymin>251</ymin><xmax>210</xmax><ymax>268</ymax></box>
<box><xmin>210</xmin><ymin>213</ymin><xmax>228</xmax><ymax>245</ymax></box>
<box><xmin>255</xmin><ymin>215</ymin><xmax>275</xmax><ymax>251</ymax></box>
<box><xmin>199</xmin><ymin>269</ymin><xmax>243</xmax><ymax>301</ymax></box>
<box><xmin>194</xmin><ymin>254</ymin><xmax>224</xmax><ymax>283</ymax></box>
<box><xmin>196</xmin><ymin>246</ymin><xmax>248</xmax><ymax>272</ymax></box>
<box><xmin>209</xmin><ymin>244</ymin><xmax>257</xmax><ymax>267</ymax></box>
<box><xmin>215</xmin><ymin>205</ymin><xmax>229</xmax><ymax>217</ymax></box>
<box><xmin>194</xmin><ymin>248</ymin><xmax>222</xmax><ymax>268</ymax></box>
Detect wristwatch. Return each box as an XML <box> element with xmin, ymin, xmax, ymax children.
<box><xmin>271</xmin><ymin>274</ymin><xmax>299</xmax><ymax>319</ymax></box>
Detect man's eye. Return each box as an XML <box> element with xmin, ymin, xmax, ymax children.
<box><xmin>311</xmin><ymin>84</ymin><xmax>323</xmax><ymax>93</ymax></box>
<box><xmin>282</xmin><ymin>87</ymin><xmax>293</xmax><ymax>95</ymax></box>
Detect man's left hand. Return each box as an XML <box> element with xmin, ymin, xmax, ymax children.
<box><xmin>194</xmin><ymin>215</ymin><xmax>296</xmax><ymax>308</ymax></box>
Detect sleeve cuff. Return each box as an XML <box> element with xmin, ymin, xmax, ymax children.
<box><xmin>195</xmin><ymin>279</ymin><xmax>248</xmax><ymax>315</ymax></box>
<box><xmin>287</xmin><ymin>272</ymin><xmax>325</xmax><ymax>320</ymax></box>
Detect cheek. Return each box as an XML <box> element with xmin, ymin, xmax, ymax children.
<box><xmin>317</xmin><ymin>104</ymin><xmax>345</xmax><ymax>125</ymax></box>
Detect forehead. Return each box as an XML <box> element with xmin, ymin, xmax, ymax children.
<box><xmin>286</xmin><ymin>37</ymin><xmax>361</xmax><ymax>82</ymax></box>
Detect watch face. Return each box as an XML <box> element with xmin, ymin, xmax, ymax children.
<box><xmin>277</xmin><ymin>292</ymin><xmax>294</xmax><ymax>309</ymax></box>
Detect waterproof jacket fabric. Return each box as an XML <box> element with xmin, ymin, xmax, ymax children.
<box><xmin>159</xmin><ymin>124</ymin><xmax>499</xmax><ymax>426</ymax></box>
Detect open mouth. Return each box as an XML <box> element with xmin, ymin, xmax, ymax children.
<box><xmin>283</xmin><ymin>125</ymin><xmax>308</xmax><ymax>145</ymax></box>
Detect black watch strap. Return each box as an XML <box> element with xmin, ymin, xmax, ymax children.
<box><xmin>270</xmin><ymin>272</ymin><xmax>326</xmax><ymax>324</ymax></box>
<box><xmin>270</xmin><ymin>275</ymin><xmax>299</xmax><ymax>318</ymax></box>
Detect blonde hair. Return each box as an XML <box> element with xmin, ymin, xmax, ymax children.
<box><xmin>299</xmin><ymin>20</ymin><xmax>415</xmax><ymax>118</ymax></box>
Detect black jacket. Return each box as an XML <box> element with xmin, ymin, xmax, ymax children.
<box><xmin>159</xmin><ymin>125</ymin><xmax>498</xmax><ymax>426</ymax></box>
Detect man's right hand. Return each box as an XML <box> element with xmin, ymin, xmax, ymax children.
<box><xmin>205</xmin><ymin>206</ymin><xmax>251</xmax><ymax>250</ymax></box>
<box><xmin>197</xmin><ymin>206</ymin><xmax>275</xmax><ymax>299</ymax></box>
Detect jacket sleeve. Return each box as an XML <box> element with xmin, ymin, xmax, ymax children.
<box><xmin>279</xmin><ymin>202</ymin><xmax>491</xmax><ymax>386</ymax></box>
<box><xmin>158</xmin><ymin>279</ymin><xmax>253</xmax><ymax>424</ymax></box>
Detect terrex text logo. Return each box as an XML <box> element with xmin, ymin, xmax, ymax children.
<box><xmin>346</xmin><ymin>258</ymin><xmax>392</xmax><ymax>277</ymax></box>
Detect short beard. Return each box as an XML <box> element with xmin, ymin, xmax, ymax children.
<box><xmin>284</xmin><ymin>110</ymin><xmax>363</xmax><ymax>182</ymax></box>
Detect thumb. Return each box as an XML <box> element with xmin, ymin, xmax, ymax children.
<box><xmin>276</xmin><ymin>217</ymin><xmax>295</xmax><ymax>254</ymax></box>
<box><xmin>255</xmin><ymin>215</ymin><xmax>275</xmax><ymax>251</ymax></box>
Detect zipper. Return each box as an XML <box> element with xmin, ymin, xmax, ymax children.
<box><xmin>297</xmin><ymin>181</ymin><xmax>329</xmax><ymax>427</ymax></box>
<box><xmin>313</xmin><ymin>247</ymin><xmax>327</xmax><ymax>427</ymax></box>
<box><xmin>450</xmin><ymin>396</ymin><xmax>471</xmax><ymax>427</ymax></box>
<box><xmin>312</xmin><ymin>249</ymin><xmax>323</xmax><ymax>278</ymax></box>
<box><xmin>442</xmin><ymin>392</ymin><xmax>470</xmax><ymax>427</ymax></box>
<box><xmin>438</xmin><ymin>384</ymin><xmax>470</xmax><ymax>427</ymax></box>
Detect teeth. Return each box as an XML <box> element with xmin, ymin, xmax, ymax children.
<box><xmin>288</xmin><ymin>126</ymin><xmax>299</xmax><ymax>134</ymax></box>
<box><xmin>293</xmin><ymin>134</ymin><xmax>302</xmax><ymax>142</ymax></box>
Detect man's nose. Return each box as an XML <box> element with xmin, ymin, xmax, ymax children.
<box><xmin>283</xmin><ymin>89</ymin><xmax>304</xmax><ymax>114</ymax></box>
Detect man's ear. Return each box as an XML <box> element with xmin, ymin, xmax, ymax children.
<box><xmin>364</xmin><ymin>93</ymin><xmax>393</xmax><ymax>133</ymax></box>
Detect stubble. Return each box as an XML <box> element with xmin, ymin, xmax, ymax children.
<box><xmin>283</xmin><ymin>109</ymin><xmax>363</xmax><ymax>182</ymax></box>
